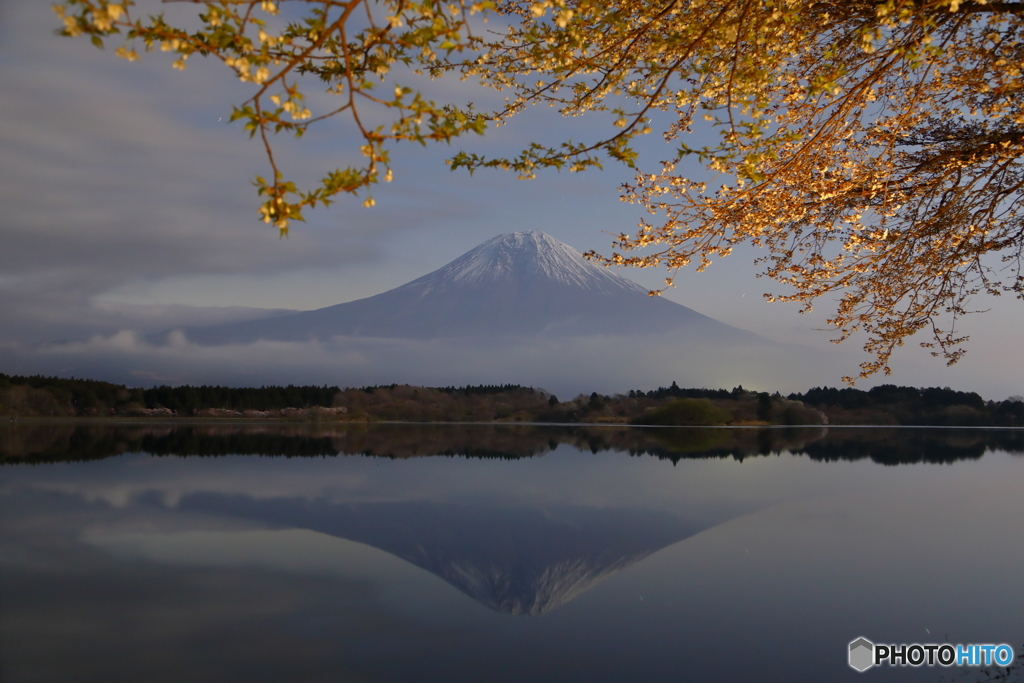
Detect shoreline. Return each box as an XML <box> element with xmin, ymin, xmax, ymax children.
<box><xmin>3</xmin><ymin>417</ymin><xmax>1024</xmax><ymax>430</ymax></box>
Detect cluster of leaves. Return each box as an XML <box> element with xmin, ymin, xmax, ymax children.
<box><xmin>461</xmin><ymin>0</ymin><xmax>1024</xmax><ymax>379</ymax></box>
<box><xmin>55</xmin><ymin>0</ymin><xmax>493</xmax><ymax>233</ymax></box>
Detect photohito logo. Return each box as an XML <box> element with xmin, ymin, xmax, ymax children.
<box><xmin>848</xmin><ymin>637</ymin><xmax>1015</xmax><ymax>672</ymax></box>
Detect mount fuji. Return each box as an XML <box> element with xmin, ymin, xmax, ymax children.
<box><xmin>179</xmin><ymin>231</ymin><xmax>764</xmax><ymax>345</ymax></box>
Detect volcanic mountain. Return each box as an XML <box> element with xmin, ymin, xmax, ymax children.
<box><xmin>180</xmin><ymin>230</ymin><xmax>762</xmax><ymax>344</ymax></box>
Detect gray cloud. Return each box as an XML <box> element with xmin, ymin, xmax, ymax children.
<box><xmin>2</xmin><ymin>327</ymin><xmax>847</xmax><ymax>398</ymax></box>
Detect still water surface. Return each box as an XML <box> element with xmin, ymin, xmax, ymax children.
<box><xmin>1</xmin><ymin>423</ymin><xmax>1022</xmax><ymax>683</ymax></box>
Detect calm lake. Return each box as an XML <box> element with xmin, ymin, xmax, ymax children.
<box><xmin>1</xmin><ymin>423</ymin><xmax>1022</xmax><ymax>683</ymax></box>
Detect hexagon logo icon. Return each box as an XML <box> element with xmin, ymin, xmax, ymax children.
<box><xmin>849</xmin><ymin>637</ymin><xmax>875</xmax><ymax>672</ymax></box>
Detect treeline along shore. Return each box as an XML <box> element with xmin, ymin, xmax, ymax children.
<box><xmin>2</xmin><ymin>373</ymin><xmax>1023</xmax><ymax>427</ymax></box>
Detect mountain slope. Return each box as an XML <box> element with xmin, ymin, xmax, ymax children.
<box><xmin>180</xmin><ymin>231</ymin><xmax>762</xmax><ymax>344</ymax></box>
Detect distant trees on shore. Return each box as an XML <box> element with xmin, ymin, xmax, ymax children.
<box><xmin>1</xmin><ymin>372</ymin><xmax>1022</xmax><ymax>427</ymax></box>
<box><xmin>789</xmin><ymin>385</ymin><xmax>1024</xmax><ymax>427</ymax></box>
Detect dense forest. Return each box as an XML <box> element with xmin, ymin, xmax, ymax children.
<box><xmin>1</xmin><ymin>372</ymin><xmax>1022</xmax><ymax>427</ymax></box>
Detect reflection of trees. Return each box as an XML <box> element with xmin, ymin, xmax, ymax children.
<box><xmin>1</xmin><ymin>423</ymin><xmax>1022</xmax><ymax>466</ymax></box>
<box><xmin>0</xmin><ymin>424</ymin><xmax>341</xmax><ymax>463</ymax></box>
<box><xmin>797</xmin><ymin>429</ymin><xmax>1006</xmax><ymax>465</ymax></box>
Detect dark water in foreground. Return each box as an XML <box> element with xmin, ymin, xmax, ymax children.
<box><xmin>1</xmin><ymin>423</ymin><xmax>1022</xmax><ymax>683</ymax></box>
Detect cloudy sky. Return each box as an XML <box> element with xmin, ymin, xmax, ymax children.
<box><xmin>1</xmin><ymin>0</ymin><xmax>1021</xmax><ymax>398</ymax></box>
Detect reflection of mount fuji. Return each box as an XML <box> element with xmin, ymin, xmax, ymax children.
<box><xmin>178</xmin><ymin>494</ymin><xmax>701</xmax><ymax>615</ymax></box>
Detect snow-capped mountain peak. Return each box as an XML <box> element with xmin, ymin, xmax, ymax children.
<box><xmin>407</xmin><ymin>230</ymin><xmax>647</xmax><ymax>294</ymax></box>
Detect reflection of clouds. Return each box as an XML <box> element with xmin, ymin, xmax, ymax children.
<box><xmin>0</xmin><ymin>442</ymin><xmax>863</xmax><ymax>537</ymax></box>
<box><xmin>81</xmin><ymin>528</ymin><xmax>426</xmax><ymax>583</ymax></box>
<box><xmin>19</xmin><ymin>470</ymin><xmax>370</xmax><ymax>511</ymax></box>
<box><xmin>615</xmin><ymin>468</ymin><xmax>1024</xmax><ymax>637</ymax></box>
<box><xmin>1</xmin><ymin>540</ymin><xmax>461</xmax><ymax>683</ymax></box>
